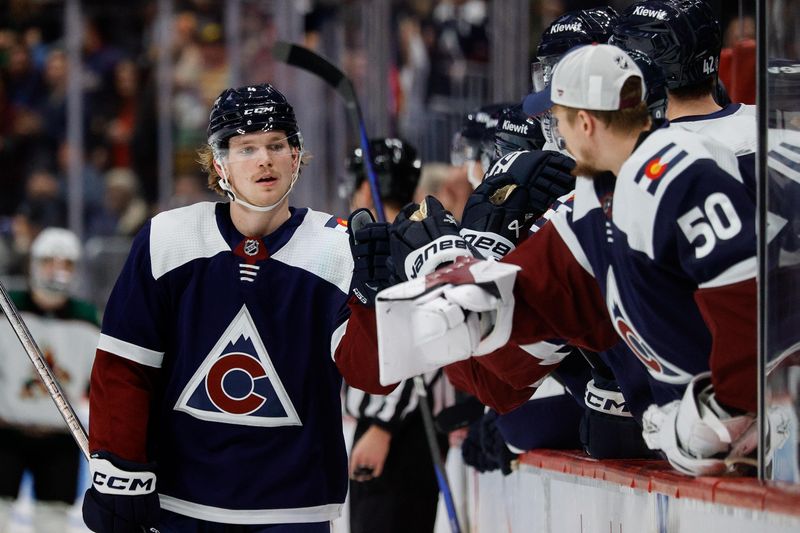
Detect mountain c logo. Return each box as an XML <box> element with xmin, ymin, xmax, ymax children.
<box><xmin>174</xmin><ymin>305</ymin><xmax>301</xmax><ymax>427</ymax></box>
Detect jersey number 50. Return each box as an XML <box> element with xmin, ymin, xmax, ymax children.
<box><xmin>677</xmin><ymin>193</ymin><xmax>743</xmax><ymax>259</ymax></box>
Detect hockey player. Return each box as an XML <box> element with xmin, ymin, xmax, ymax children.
<box><xmin>0</xmin><ymin>227</ymin><xmax>99</xmax><ymax>532</ymax></box>
<box><xmin>81</xmin><ymin>83</ymin><xmax>393</xmax><ymax>533</ymax></box>
<box><xmin>532</xmin><ymin>7</ymin><xmax>619</xmax><ymax>153</ymax></box>
<box><xmin>376</xmin><ymin>44</ymin><xmax>759</xmax><ymax>476</ymax></box>
<box><xmin>450</xmin><ymin>102</ymin><xmax>510</xmax><ymax>188</ymax></box>
<box><xmin>609</xmin><ymin>0</ymin><xmax>757</xmax><ymax>194</ymax></box>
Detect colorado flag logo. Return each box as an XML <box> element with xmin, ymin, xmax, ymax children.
<box><xmin>174</xmin><ymin>305</ymin><xmax>301</xmax><ymax>427</ymax></box>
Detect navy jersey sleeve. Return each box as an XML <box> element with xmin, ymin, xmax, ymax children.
<box><xmin>89</xmin><ymin>222</ymin><xmax>165</xmax><ymax>462</ymax></box>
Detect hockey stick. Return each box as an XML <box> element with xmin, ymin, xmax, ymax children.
<box><xmin>273</xmin><ymin>41</ymin><xmax>462</xmax><ymax>533</ymax></box>
<box><xmin>271</xmin><ymin>41</ymin><xmax>388</xmax><ymax>223</ymax></box>
<box><xmin>413</xmin><ymin>376</ymin><xmax>463</xmax><ymax>533</ymax></box>
<box><xmin>0</xmin><ymin>281</ymin><xmax>89</xmax><ymax>459</ymax></box>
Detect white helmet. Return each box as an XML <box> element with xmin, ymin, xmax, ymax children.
<box><xmin>30</xmin><ymin>227</ymin><xmax>82</xmax><ymax>262</ymax></box>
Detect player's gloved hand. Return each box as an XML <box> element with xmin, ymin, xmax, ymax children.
<box><xmin>479</xmin><ymin>410</ymin><xmax>518</xmax><ymax>476</ymax></box>
<box><xmin>348</xmin><ymin>208</ymin><xmax>393</xmax><ymax>306</ymax></box>
<box><xmin>389</xmin><ymin>196</ymin><xmax>471</xmax><ymax>280</ymax></box>
<box><xmin>82</xmin><ymin>451</ymin><xmax>160</xmax><ymax>533</ymax></box>
<box><xmin>579</xmin><ymin>360</ymin><xmax>655</xmax><ymax>459</ymax></box>
<box><xmin>641</xmin><ymin>372</ymin><xmax>789</xmax><ymax>476</ymax></box>
<box><xmin>460</xmin><ymin>150</ymin><xmax>575</xmax><ymax>260</ymax></box>
<box><xmin>461</xmin><ymin>418</ymin><xmax>498</xmax><ymax>473</ymax></box>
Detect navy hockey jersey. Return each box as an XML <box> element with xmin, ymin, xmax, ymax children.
<box><xmin>503</xmin><ymin>126</ymin><xmax>757</xmax><ymax>412</ymax></box>
<box><xmin>90</xmin><ymin>202</ymin><xmax>355</xmax><ymax>524</ymax></box>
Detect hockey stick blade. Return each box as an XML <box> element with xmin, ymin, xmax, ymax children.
<box><xmin>271</xmin><ymin>41</ymin><xmax>387</xmax><ymax>222</ymax></box>
<box><xmin>272</xmin><ymin>41</ymin><xmax>357</xmax><ymax>111</ymax></box>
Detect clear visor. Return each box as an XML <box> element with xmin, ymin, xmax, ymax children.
<box><xmin>531</xmin><ymin>56</ymin><xmax>561</xmax><ymax>93</ymax></box>
<box><xmin>213</xmin><ymin>131</ymin><xmax>303</xmax><ymax>162</ymax></box>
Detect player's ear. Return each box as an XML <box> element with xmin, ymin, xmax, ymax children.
<box><xmin>577</xmin><ymin>110</ymin><xmax>594</xmax><ymax>136</ymax></box>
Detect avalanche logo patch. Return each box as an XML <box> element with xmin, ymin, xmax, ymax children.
<box><xmin>605</xmin><ymin>268</ymin><xmax>692</xmax><ymax>385</ymax></box>
<box><xmin>174</xmin><ymin>305</ymin><xmax>301</xmax><ymax>427</ymax></box>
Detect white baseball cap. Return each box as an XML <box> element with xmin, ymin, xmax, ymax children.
<box><xmin>523</xmin><ymin>43</ymin><xmax>645</xmax><ymax>116</ymax></box>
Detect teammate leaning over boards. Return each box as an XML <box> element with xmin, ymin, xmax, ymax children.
<box><xmin>0</xmin><ymin>228</ymin><xmax>99</xmax><ymax>532</ymax></box>
<box><xmin>376</xmin><ymin>44</ymin><xmax>764</xmax><ymax>476</ymax></box>
<box><xmin>81</xmin><ymin>83</ymin><xmax>393</xmax><ymax>533</ymax></box>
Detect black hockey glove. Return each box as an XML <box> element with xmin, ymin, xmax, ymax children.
<box><xmin>479</xmin><ymin>410</ymin><xmax>518</xmax><ymax>476</ymax></box>
<box><xmin>579</xmin><ymin>362</ymin><xmax>656</xmax><ymax>460</ymax></box>
<box><xmin>389</xmin><ymin>196</ymin><xmax>471</xmax><ymax>281</ymax></box>
<box><xmin>82</xmin><ymin>451</ymin><xmax>160</xmax><ymax>533</ymax></box>
<box><xmin>347</xmin><ymin>208</ymin><xmax>393</xmax><ymax>306</ymax></box>
<box><xmin>461</xmin><ymin>150</ymin><xmax>575</xmax><ymax>259</ymax></box>
<box><xmin>461</xmin><ymin>418</ymin><xmax>499</xmax><ymax>473</ymax></box>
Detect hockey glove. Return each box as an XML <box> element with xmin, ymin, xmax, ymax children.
<box><xmin>348</xmin><ymin>208</ymin><xmax>393</xmax><ymax>306</ymax></box>
<box><xmin>82</xmin><ymin>451</ymin><xmax>160</xmax><ymax>533</ymax></box>
<box><xmin>642</xmin><ymin>372</ymin><xmax>788</xmax><ymax>476</ymax></box>
<box><xmin>580</xmin><ymin>361</ymin><xmax>655</xmax><ymax>459</ymax></box>
<box><xmin>389</xmin><ymin>196</ymin><xmax>472</xmax><ymax>280</ymax></box>
<box><xmin>479</xmin><ymin>410</ymin><xmax>518</xmax><ymax>476</ymax></box>
<box><xmin>461</xmin><ymin>150</ymin><xmax>575</xmax><ymax>260</ymax></box>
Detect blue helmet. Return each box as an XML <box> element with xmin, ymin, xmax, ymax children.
<box><xmin>609</xmin><ymin>0</ymin><xmax>721</xmax><ymax>91</ymax></box>
<box><xmin>533</xmin><ymin>7</ymin><xmax>619</xmax><ymax>91</ymax></box>
<box><xmin>494</xmin><ymin>104</ymin><xmax>545</xmax><ymax>159</ymax></box>
<box><xmin>624</xmin><ymin>48</ymin><xmax>668</xmax><ymax>121</ymax></box>
<box><xmin>207</xmin><ymin>83</ymin><xmax>301</xmax><ymax>150</ymax></box>
<box><xmin>451</xmin><ymin>102</ymin><xmax>510</xmax><ymax>167</ymax></box>
<box><xmin>346</xmin><ymin>138</ymin><xmax>421</xmax><ymax>206</ymax></box>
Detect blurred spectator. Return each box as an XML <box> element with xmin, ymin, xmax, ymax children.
<box><xmin>81</xmin><ymin>16</ymin><xmax>123</xmax><ymax>98</ymax></box>
<box><xmin>5</xmin><ymin>41</ymin><xmax>45</xmax><ymax>109</ymax></box>
<box><xmin>8</xmin><ymin>189</ymin><xmax>67</xmax><ymax>277</ymax></box>
<box><xmin>87</xmin><ymin>167</ymin><xmax>148</xmax><ymax>238</ymax></box>
<box><xmin>427</xmin><ymin>0</ymin><xmax>489</xmax><ymax>99</ymax></box>
<box><xmin>414</xmin><ymin>162</ymin><xmax>472</xmax><ymax>221</ymax></box>
<box><xmin>38</xmin><ymin>48</ymin><xmax>69</xmax><ymax>150</ymax></box>
<box><xmin>0</xmin><ymin>227</ymin><xmax>99</xmax><ymax>533</ymax></box>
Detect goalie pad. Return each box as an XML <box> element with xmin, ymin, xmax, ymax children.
<box><xmin>375</xmin><ymin>256</ymin><xmax>520</xmax><ymax>385</ymax></box>
<box><xmin>642</xmin><ymin>372</ymin><xmax>789</xmax><ymax>476</ymax></box>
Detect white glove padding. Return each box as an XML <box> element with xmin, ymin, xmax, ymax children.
<box><xmin>642</xmin><ymin>372</ymin><xmax>759</xmax><ymax>476</ymax></box>
<box><xmin>375</xmin><ymin>256</ymin><xmax>520</xmax><ymax>385</ymax></box>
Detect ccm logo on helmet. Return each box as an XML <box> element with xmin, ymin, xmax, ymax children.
<box><xmin>93</xmin><ymin>472</ymin><xmax>154</xmax><ymax>493</ymax></box>
<box><xmin>243</xmin><ymin>106</ymin><xmax>276</xmax><ymax>115</ymax></box>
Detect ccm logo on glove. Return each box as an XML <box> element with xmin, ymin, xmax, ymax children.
<box><xmin>90</xmin><ymin>456</ymin><xmax>156</xmax><ymax>496</ymax></box>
